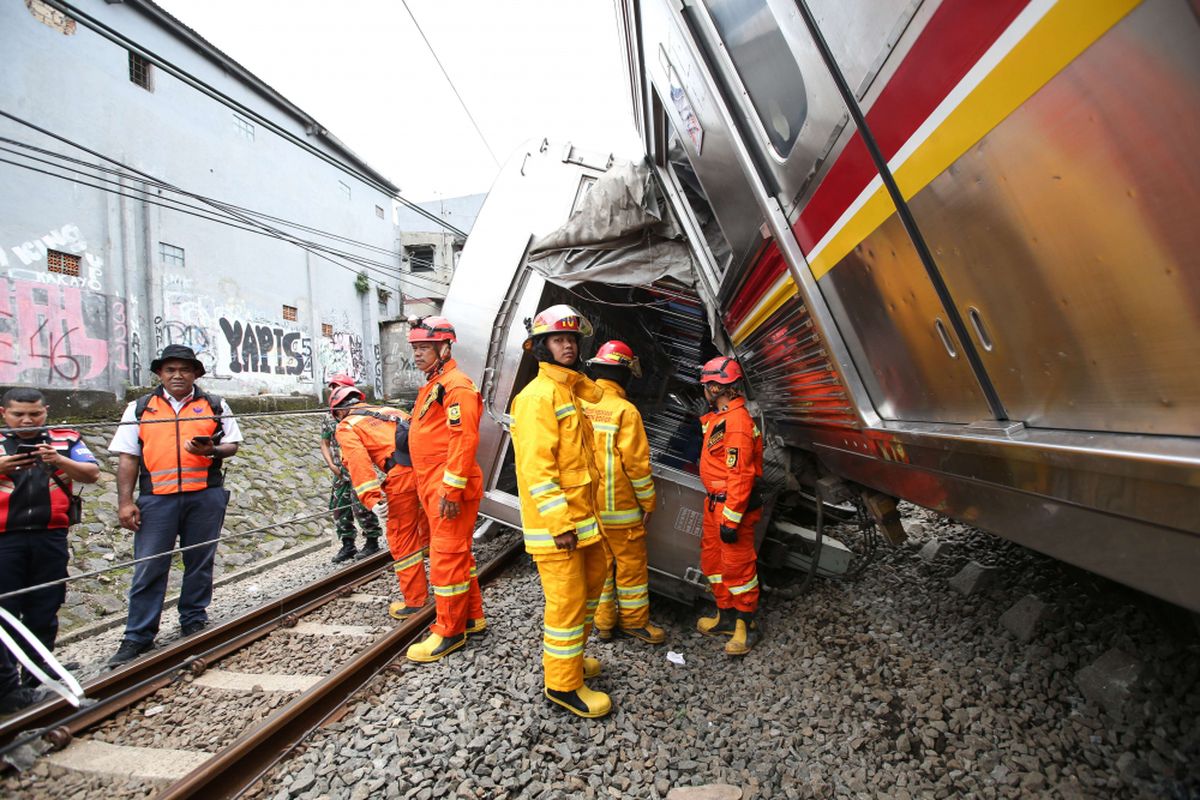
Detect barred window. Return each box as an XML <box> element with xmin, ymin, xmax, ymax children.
<box><xmin>282</xmin><ymin>305</ymin><xmax>298</xmax><ymax>322</ymax></box>
<box><xmin>233</xmin><ymin>115</ymin><xmax>255</xmax><ymax>142</ymax></box>
<box><xmin>129</xmin><ymin>51</ymin><xmax>152</xmax><ymax>90</ymax></box>
<box><xmin>47</xmin><ymin>250</ymin><xmax>80</xmax><ymax>276</ymax></box>
<box><xmin>159</xmin><ymin>242</ymin><xmax>185</xmax><ymax>267</ymax></box>
<box><xmin>321</xmin><ymin>323</ymin><xmax>333</xmax><ymax>337</ymax></box>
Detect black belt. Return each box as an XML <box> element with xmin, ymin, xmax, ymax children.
<box><xmin>706</xmin><ymin>491</ymin><xmax>726</xmax><ymax>511</ymax></box>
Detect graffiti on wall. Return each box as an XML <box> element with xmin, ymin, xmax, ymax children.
<box><xmin>0</xmin><ymin>224</ymin><xmax>115</xmax><ymax>387</ymax></box>
<box><xmin>0</xmin><ymin>278</ymin><xmax>110</xmax><ymax>385</ymax></box>
<box><xmin>218</xmin><ymin>318</ymin><xmax>307</xmax><ymax>376</ymax></box>
<box><xmin>317</xmin><ymin>331</ymin><xmax>365</xmax><ymax>384</ymax></box>
<box><xmin>154</xmin><ymin>316</ymin><xmax>217</xmax><ymax>376</ymax></box>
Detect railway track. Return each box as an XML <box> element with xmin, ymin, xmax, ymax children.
<box><xmin>0</xmin><ymin>530</ymin><xmax>523</xmax><ymax>799</ymax></box>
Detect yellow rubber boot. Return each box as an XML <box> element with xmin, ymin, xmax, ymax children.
<box><xmin>583</xmin><ymin>656</ymin><xmax>602</xmax><ymax>679</ymax></box>
<box><xmin>406</xmin><ymin>632</ymin><xmax>466</xmax><ymax>663</ymax></box>
<box><xmin>724</xmin><ymin>614</ymin><xmax>758</xmax><ymax>656</ymax></box>
<box><xmin>544</xmin><ymin>684</ymin><xmax>612</xmax><ymax>718</ymax></box>
<box><xmin>388</xmin><ymin>602</ymin><xmax>423</xmax><ymax>621</ymax></box>
<box><xmin>620</xmin><ymin>621</ymin><xmax>666</xmax><ymax>644</ymax></box>
<box><xmin>466</xmin><ymin>618</ymin><xmax>487</xmax><ymax>635</ymax></box>
<box><xmin>697</xmin><ymin>608</ymin><xmax>736</xmax><ymax>636</ymax></box>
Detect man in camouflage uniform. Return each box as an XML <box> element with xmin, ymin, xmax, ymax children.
<box><xmin>322</xmin><ymin>375</ymin><xmax>382</xmax><ymax>562</ymax></box>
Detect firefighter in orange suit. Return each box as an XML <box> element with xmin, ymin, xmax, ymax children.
<box><xmin>512</xmin><ymin>305</ymin><xmax>611</xmax><ymax>718</ymax></box>
<box><xmin>696</xmin><ymin>356</ymin><xmax>764</xmax><ymax>655</ymax></box>
<box><xmin>330</xmin><ymin>387</ymin><xmax>430</xmax><ymax>620</ymax></box>
<box><xmin>404</xmin><ymin>316</ymin><xmax>486</xmax><ymax>663</ymax></box>
<box><xmin>581</xmin><ymin>341</ymin><xmax>664</xmax><ymax>645</ymax></box>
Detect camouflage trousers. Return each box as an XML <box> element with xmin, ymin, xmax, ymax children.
<box><xmin>330</xmin><ymin>468</ymin><xmax>383</xmax><ymax>541</ymax></box>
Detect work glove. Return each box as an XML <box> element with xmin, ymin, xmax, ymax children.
<box><xmin>719</xmin><ymin>524</ymin><xmax>738</xmax><ymax>544</ymax></box>
<box><xmin>372</xmin><ymin>497</ymin><xmax>389</xmax><ymax>523</ymax></box>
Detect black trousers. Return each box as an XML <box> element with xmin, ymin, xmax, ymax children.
<box><xmin>0</xmin><ymin>529</ymin><xmax>68</xmax><ymax>694</ymax></box>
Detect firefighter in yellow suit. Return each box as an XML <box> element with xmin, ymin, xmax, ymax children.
<box><xmin>580</xmin><ymin>341</ymin><xmax>664</xmax><ymax>644</ymax></box>
<box><xmin>511</xmin><ymin>305</ymin><xmax>610</xmax><ymax>718</ymax></box>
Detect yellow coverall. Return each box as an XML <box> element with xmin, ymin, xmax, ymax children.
<box><xmin>581</xmin><ymin>378</ymin><xmax>657</xmax><ymax>632</ymax></box>
<box><xmin>511</xmin><ymin>362</ymin><xmax>607</xmax><ymax>693</ymax></box>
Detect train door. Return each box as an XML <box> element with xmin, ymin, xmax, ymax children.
<box><xmin>687</xmin><ymin>0</ymin><xmax>997</xmax><ymax>425</ymax></box>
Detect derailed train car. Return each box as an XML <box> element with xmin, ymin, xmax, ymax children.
<box><xmin>444</xmin><ymin>0</ymin><xmax>1200</xmax><ymax>611</ymax></box>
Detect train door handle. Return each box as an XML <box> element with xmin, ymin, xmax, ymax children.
<box><xmin>967</xmin><ymin>306</ymin><xmax>994</xmax><ymax>352</ymax></box>
<box><xmin>934</xmin><ymin>318</ymin><xmax>958</xmax><ymax>359</ymax></box>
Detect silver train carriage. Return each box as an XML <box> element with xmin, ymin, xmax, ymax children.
<box><xmin>442</xmin><ymin>0</ymin><xmax>1200</xmax><ymax>612</ymax></box>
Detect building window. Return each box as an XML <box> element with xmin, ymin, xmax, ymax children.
<box><xmin>46</xmin><ymin>250</ymin><xmax>80</xmax><ymax>277</ymax></box>
<box><xmin>129</xmin><ymin>51</ymin><xmax>152</xmax><ymax>91</ymax></box>
<box><xmin>379</xmin><ymin>300</ymin><xmax>388</xmax><ymax>316</ymax></box>
<box><xmin>233</xmin><ymin>114</ymin><xmax>255</xmax><ymax>142</ymax></box>
<box><xmin>282</xmin><ymin>305</ymin><xmax>298</xmax><ymax>322</ymax></box>
<box><xmin>321</xmin><ymin>323</ymin><xmax>333</xmax><ymax>337</ymax></box>
<box><xmin>406</xmin><ymin>245</ymin><xmax>435</xmax><ymax>273</ymax></box>
<box><xmin>159</xmin><ymin>242</ymin><xmax>185</xmax><ymax>267</ymax></box>
<box><xmin>338</xmin><ymin>180</ymin><xmax>351</xmax><ymax>200</ymax></box>
<box><xmin>375</xmin><ymin>205</ymin><xmax>384</xmax><ymax>219</ymax></box>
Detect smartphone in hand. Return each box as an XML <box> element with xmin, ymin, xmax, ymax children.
<box><xmin>190</xmin><ymin>436</ymin><xmax>214</xmax><ymax>446</ymax></box>
<box><xmin>15</xmin><ymin>442</ymin><xmax>42</xmax><ymax>456</ymax></box>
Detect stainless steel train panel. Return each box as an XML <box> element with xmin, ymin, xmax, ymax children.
<box><xmin>905</xmin><ymin>0</ymin><xmax>1200</xmax><ymax>436</ymax></box>
<box><xmin>804</xmin><ymin>0</ymin><xmax>926</xmax><ymax>101</ymax></box>
<box><xmin>806</xmin><ymin>424</ymin><xmax>1200</xmax><ymax>612</ymax></box>
<box><xmin>817</xmin><ymin>212</ymin><xmax>991</xmax><ymax>423</ymax></box>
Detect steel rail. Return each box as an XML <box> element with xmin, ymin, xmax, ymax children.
<box><xmin>0</xmin><ymin>551</ymin><xmax>392</xmax><ymax>755</ymax></box>
<box><xmin>158</xmin><ymin>539</ymin><xmax>524</xmax><ymax>799</ymax></box>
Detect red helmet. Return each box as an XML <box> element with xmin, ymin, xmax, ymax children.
<box><xmin>329</xmin><ymin>385</ymin><xmax>364</xmax><ymax>410</ymax></box>
<box><xmin>524</xmin><ymin>304</ymin><xmax>593</xmax><ymax>350</ymax></box>
<box><xmin>699</xmin><ymin>356</ymin><xmax>743</xmax><ymax>385</ymax></box>
<box><xmin>588</xmin><ymin>340</ymin><xmax>641</xmax><ymax>378</ymax></box>
<box><xmin>327</xmin><ymin>373</ymin><xmax>356</xmax><ymax>387</ymax></box>
<box><xmin>407</xmin><ymin>316</ymin><xmax>457</xmax><ymax>344</ymax></box>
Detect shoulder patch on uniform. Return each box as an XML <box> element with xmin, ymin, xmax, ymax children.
<box><xmin>447</xmin><ymin>403</ymin><xmax>461</xmax><ymax>426</ymax></box>
<box><xmin>726</xmin><ymin>447</ymin><xmax>739</xmax><ymax>469</ymax></box>
<box><xmin>707</xmin><ymin>419</ymin><xmax>726</xmax><ymax>448</ymax></box>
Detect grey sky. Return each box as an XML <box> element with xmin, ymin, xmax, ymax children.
<box><xmin>154</xmin><ymin>0</ymin><xmax>643</xmax><ymax>201</ymax></box>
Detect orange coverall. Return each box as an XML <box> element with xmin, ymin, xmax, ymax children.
<box><xmin>335</xmin><ymin>405</ymin><xmax>429</xmax><ymax>607</ymax></box>
<box><xmin>408</xmin><ymin>358</ymin><xmax>484</xmax><ymax>638</ymax></box>
<box><xmin>698</xmin><ymin>397</ymin><xmax>763</xmax><ymax>613</ymax></box>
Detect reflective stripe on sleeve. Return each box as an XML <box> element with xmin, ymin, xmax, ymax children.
<box><xmin>722</xmin><ymin>506</ymin><xmax>744</xmax><ymax>525</ymax></box>
<box><xmin>443</xmin><ymin>470</ymin><xmax>468</xmax><ymax>489</ymax></box>
<box><xmin>554</xmin><ymin>404</ymin><xmax>576</xmax><ymax>420</ymax></box>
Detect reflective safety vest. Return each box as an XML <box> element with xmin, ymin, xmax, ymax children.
<box><xmin>510</xmin><ymin>362</ymin><xmax>605</xmax><ymax>555</ymax></box>
<box><xmin>581</xmin><ymin>379</ymin><xmax>656</xmax><ymax>528</ymax></box>
<box><xmin>136</xmin><ymin>386</ymin><xmax>225</xmax><ymax>495</ymax></box>
<box><xmin>408</xmin><ymin>358</ymin><xmax>483</xmax><ymax>503</ymax></box>
<box><xmin>0</xmin><ymin>428</ymin><xmax>88</xmax><ymax>532</ymax></box>
<box><xmin>335</xmin><ymin>404</ymin><xmax>414</xmax><ymax>510</ymax></box>
<box><xmin>699</xmin><ymin>397</ymin><xmax>762</xmax><ymax>528</ymax></box>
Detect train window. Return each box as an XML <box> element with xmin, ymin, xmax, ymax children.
<box><xmin>700</xmin><ymin>0</ymin><xmax>807</xmax><ymax>158</ymax></box>
<box><xmin>667</xmin><ymin>132</ymin><xmax>732</xmax><ymax>277</ymax></box>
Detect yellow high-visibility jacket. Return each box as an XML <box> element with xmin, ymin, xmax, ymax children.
<box><xmin>581</xmin><ymin>379</ymin><xmax>656</xmax><ymax>528</ymax></box>
<box><xmin>511</xmin><ymin>362</ymin><xmax>605</xmax><ymax>555</ymax></box>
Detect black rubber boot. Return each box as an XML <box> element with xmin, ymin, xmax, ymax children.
<box><xmin>331</xmin><ymin>539</ymin><xmax>357</xmax><ymax>564</ymax></box>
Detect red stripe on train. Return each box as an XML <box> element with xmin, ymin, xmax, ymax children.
<box><xmin>793</xmin><ymin>0</ymin><xmax>1028</xmax><ymax>253</ymax></box>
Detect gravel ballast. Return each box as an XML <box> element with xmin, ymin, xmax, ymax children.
<box><xmin>5</xmin><ymin>507</ymin><xmax>1197</xmax><ymax>799</ymax></box>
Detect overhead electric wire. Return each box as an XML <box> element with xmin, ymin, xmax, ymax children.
<box><xmin>0</xmin><ymin>122</ymin><xmax>453</xmax><ymax>296</ymax></box>
<box><xmin>40</xmin><ymin>0</ymin><xmax>469</xmax><ymax>239</ymax></box>
<box><xmin>400</xmin><ymin>0</ymin><xmax>501</xmax><ymax>169</ymax></box>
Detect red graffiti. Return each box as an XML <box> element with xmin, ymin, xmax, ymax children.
<box><xmin>0</xmin><ymin>277</ymin><xmax>109</xmax><ymax>384</ymax></box>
